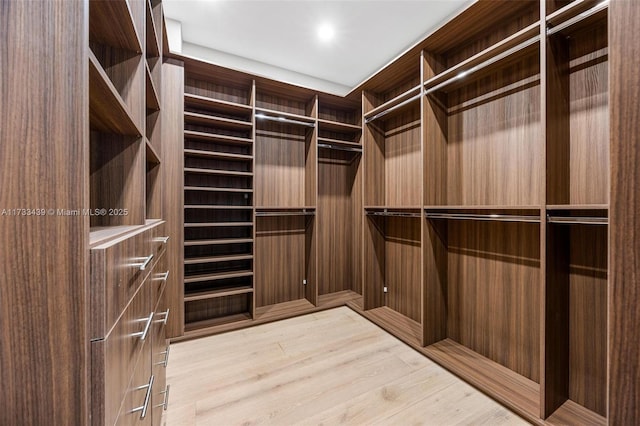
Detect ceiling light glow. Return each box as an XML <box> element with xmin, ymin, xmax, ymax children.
<box><xmin>317</xmin><ymin>23</ymin><xmax>335</xmax><ymax>42</ymax></box>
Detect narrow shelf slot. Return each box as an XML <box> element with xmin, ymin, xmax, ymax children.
<box><xmin>184</xmin><ymin>186</ymin><xmax>253</xmax><ymax>193</ymax></box>
<box><xmin>184</xmin><ymin>168</ymin><xmax>253</xmax><ymax>177</ymax></box>
<box><xmin>89</xmin><ymin>50</ymin><xmax>141</xmax><ymax>136</ymax></box>
<box><xmin>184</xmin><ymin>130</ymin><xmax>253</xmax><ymax>145</ymax></box>
<box><xmin>89</xmin><ymin>0</ymin><xmax>142</xmax><ymax>53</ymax></box>
<box><xmin>183</xmin><ymin>149</ymin><xmax>253</xmax><ymax>161</ymax></box>
<box><xmin>184</xmin><ymin>238</ymin><xmax>254</xmax><ymax>246</ymax></box>
<box><xmin>547</xmin><ymin>216</ymin><xmax>608</xmax><ymax>225</ymax></box>
<box><xmin>317</xmin><ymin>138</ymin><xmax>362</xmax><ymax>148</ymax></box>
<box><xmin>184</xmin><ymin>93</ymin><xmax>253</xmax><ymax>115</ymax></box>
<box><xmin>184</xmin><ymin>271</ymin><xmax>253</xmax><ymax>284</ymax></box>
<box><xmin>185</xmin><ymin>255</ymin><xmax>253</xmax><ymax>265</ymax></box>
<box><xmin>184</xmin><ymin>111</ymin><xmax>253</xmax><ymax>130</ymax></box>
<box><xmin>317</xmin><ymin>118</ymin><xmax>362</xmax><ymax>133</ymax></box>
<box><xmin>184</xmin><ymin>286</ymin><xmax>254</xmax><ymax>302</ymax></box>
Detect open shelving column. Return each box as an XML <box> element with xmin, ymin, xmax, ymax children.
<box><xmin>182</xmin><ymin>63</ymin><xmax>256</xmax><ymax>331</ymax></box>
<box><xmin>254</xmin><ymin>86</ymin><xmax>318</xmax><ymax>317</ymax></box>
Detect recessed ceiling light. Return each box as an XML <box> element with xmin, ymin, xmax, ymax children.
<box><xmin>317</xmin><ymin>23</ymin><xmax>335</xmax><ymax>42</ymax></box>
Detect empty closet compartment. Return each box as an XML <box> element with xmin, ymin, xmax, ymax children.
<box><xmin>363</xmin><ymin>208</ymin><xmax>422</xmax><ymax>344</ymax></box>
<box><xmin>255</xmin><ymin>92</ymin><xmax>316</xmax><ymax>209</ymax></box>
<box><xmin>254</xmin><ymin>212</ymin><xmax>317</xmax><ymax>317</ymax></box>
<box><xmin>318</xmin><ymin>95</ymin><xmax>362</xmax><ymax>145</ymax></box>
<box><xmin>546</xmin><ymin>4</ymin><xmax>608</xmax><ymax>207</ymax></box>
<box><xmin>545</xmin><ymin>209</ymin><xmax>608</xmax><ymax>424</ymax></box>
<box><xmin>423</xmin><ymin>209</ymin><xmax>542</xmax><ymax>418</ymax></box>
<box><xmin>423</xmin><ymin>1</ymin><xmax>541</xmax><ymax>208</ymax></box>
<box><xmin>317</xmin><ymin>143</ymin><xmax>363</xmax><ymax>307</ymax></box>
<box><xmin>145</xmin><ymin>154</ymin><xmax>161</xmax><ymax>219</ymax></box>
<box><xmin>363</xmin><ymin>76</ymin><xmax>422</xmax><ymax>208</ymax></box>
<box><xmin>184</xmin><ymin>293</ymin><xmax>253</xmax><ymax>331</ymax></box>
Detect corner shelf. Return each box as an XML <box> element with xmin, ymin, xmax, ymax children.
<box><xmin>89</xmin><ymin>0</ymin><xmax>143</xmax><ymax>53</ymax></box>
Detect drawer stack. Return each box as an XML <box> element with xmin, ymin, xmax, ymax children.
<box><xmin>90</xmin><ymin>220</ymin><xmax>170</xmax><ymax>425</ymax></box>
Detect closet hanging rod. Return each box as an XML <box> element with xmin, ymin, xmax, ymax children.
<box><xmin>317</xmin><ymin>143</ymin><xmax>363</xmax><ymax>153</ymax></box>
<box><xmin>547</xmin><ymin>216</ymin><xmax>608</xmax><ymax>225</ymax></box>
<box><xmin>547</xmin><ymin>1</ymin><xmax>608</xmax><ymax>36</ymax></box>
<box><xmin>255</xmin><ymin>211</ymin><xmax>316</xmax><ymax>217</ymax></box>
<box><xmin>364</xmin><ymin>93</ymin><xmax>422</xmax><ymax>124</ymax></box>
<box><xmin>255</xmin><ymin>113</ymin><xmax>316</xmax><ymax>128</ymax></box>
<box><xmin>425</xmin><ymin>213</ymin><xmax>541</xmax><ymax>223</ymax></box>
<box><xmin>423</xmin><ymin>35</ymin><xmax>540</xmax><ymax>96</ymax></box>
<box><xmin>366</xmin><ymin>211</ymin><xmax>422</xmax><ymax>218</ymax></box>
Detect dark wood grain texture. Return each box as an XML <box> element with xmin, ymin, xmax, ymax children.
<box><xmin>0</xmin><ymin>1</ymin><xmax>89</xmax><ymax>424</ymax></box>
<box><xmin>161</xmin><ymin>60</ymin><xmax>184</xmax><ymax>338</ymax></box>
<box><xmin>609</xmin><ymin>1</ymin><xmax>640</xmax><ymax>423</ymax></box>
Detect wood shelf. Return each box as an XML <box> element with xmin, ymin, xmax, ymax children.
<box><xmin>254</xmin><ymin>107</ymin><xmax>315</xmax><ymax>124</ymax></box>
<box><xmin>184</xmin><ymin>222</ymin><xmax>253</xmax><ymax>228</ymax></box>
<box><xmin>184</xmin><ymin>186</ymin><xmax>253</xmax><ymax>193</ymax></box>
<box><xmin>423</xmin><ymin>22</ymin><xmax>540</xmax><ymax>93</ymax></box>
<box><xmin>184</xmin><ymin>111</ymin><xmax>252</xmax><ymax>130</ymax></box>
<box><xmin>145</xmin><ymin>0</ymin><xmax>160</xmax><ymax>58</ymax></box>
<box><xmin>145</xmin><ymin>138</ymin><xmax>160</xmax><ymax>164</ymax></box>
<box><xmin>254</xmin><ymin>298</ymin><xmax>315</xmax><ymax>320</ymax></box>
<box><xmin>184</xmin><ymin>255</ymin><xmax>253</xmax><ymax>265</ymax></box>
<box><xmin>183</xmin><ymin>167</ymin><xmax>253</xmax><ymax>177</ymax></box>
<box><xmin>317</xmin><ymin>290</ymin><xmax>362</xmax><ymax>308</ymax></box>
<box><xmin>184</xmin><ymin>130</ymin><xmax>253</xmax><ymax>145</ymax></box>
<box><xmin>184</xmin><ymin>238</ymin><xmax>253</xmax><ymax>246</ymax></box>
<box><xmin>364</xmin><ymin>85</ymin><xmax>421</xmax><ymax>123</ymax></box>
<box><xmin>184</xmin><ymin>93</ymin><xmax>253</xmax><ymax>115</ymax></box>
<box><xmin>546</xmin><ymin>399</ymin><xmax>606</xmax><ymax>426</ymax></box>
<box><xmin>422</xmin><ymin>339</ymin><xmax>540</xmax><ymax>421</ymax></box>
<box><xmin>89</xmin><ymin>50</ymin><xmax>142</xmax><ymax>136</ymax></box>
<box><xmin>145</xmin><ymin>62</ymin><xmax>160</xmax><ymax>111</ymax></box>
<box><xmin>183</xmin><ymin>312</ymin><xmax>253</xmax><ymax>333</ymax></box>
<box><xmin>317</xmin><ymin>138</ymin><xmax>362</xmax><ymax>147</ymax></box>
<box><xmin>546</xmin><ymin>204</ymin><xmax>609</xmax><ymax>210</ymax></box>
<box><xmin>89</xmin><ymin>0</ymin><xmax>143</xmax><ymax>53</ymax></box>
<box><xmin>89</xmin><ymin>224</ymin><xmax>143</xmax><ymax>248</ymax></box>
<box><xmin>183</xmin><ymin>149</ymin><xmax>252</xmax><ymax>161</ymax></box>
<box><xmin>184</xmin><ymin>205</ymin><xmax>253</xmax><ymax>210</ymax></box>
<box><xmin>184</xmin><ymin>271</ymin><xmax>253</xmax><ymax>285</ymax></box>
<box><xmin>317</xmin><ymin>118</ymin><xmax>361</xmax><ymax>133</ymax></box>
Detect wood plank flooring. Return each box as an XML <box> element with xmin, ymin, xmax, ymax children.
<box><xmin>163</xmin><ymin>307</ymin><xmax>529</xmax><ymax>425</ymax></box>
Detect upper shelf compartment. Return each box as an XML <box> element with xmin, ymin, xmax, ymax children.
<box><xmin>89</xmin><ymin>0</ymin><xmax>143</xmax><ymax>54</ymax></box>
<box><xmin>255</xmin><ymin>82</ymin><xmax>317</xmax><ymax>128</ymax></box>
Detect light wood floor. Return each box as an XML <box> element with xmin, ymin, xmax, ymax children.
<box><xmin>163</xmin><ymin>307</ymin><xmax>529</xmax><ymax>426</ymax></box>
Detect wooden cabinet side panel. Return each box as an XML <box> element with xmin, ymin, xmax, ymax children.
<box><xmin>609</xmin><ymin>0</ymin><xmax>640</xmax><ymax>423</ymax></box>
<box><xmin>160</xmin><ymin>60</ymin><xmax>184</xmax><ymax>338</ymax></box>
<box><xmin>0</xmin><ymin>1</ymin><xmax>89</xmax><ymax>424</ymax></box>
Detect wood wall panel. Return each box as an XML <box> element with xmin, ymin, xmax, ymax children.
<box><xmin>0</xmin><ymin>1</ymin><xmax>88</xmax><ymax>423</ymax></box>
<box><xmin>422</xmin><ymin>220</ymin><xmax>448</xmax><ymax>345</ymax></box>
<box><xmin>161</xmin><ymin>60</ymin><xmax>184</xmax><ymax>338</ymax></box>
<box><xmin>568</xmin><ymin>24</ymin><xmax>609</xmax><ymax>206</ymax></box>
<box><xmin>363</xmin><ymin>122</ymin><xmax>385</xmax><ymax>206</ymax></box>
<box><xmin>447</xmin><ymin>221</ymin><xmax>541</xmax><ymax>382</ymax></box>
<box><xmin>447</xmin><ymin>57</ymin><xmax>542</xmax><ymax>206</ymax></box>
<box><xmin>609</xmin><ymin>1</ymin><xmax>640</xmax><ymax>423</ymax></box>
<box><xmin>318</xmin><ymin>153</ymin><xmax>362</xmax><ymax>295</ymax></box>
<box><xmin>385</xmin><ymin>217</ymin><xmax>422</xmax><ymax>324</ymax></box>
<box><xmin>255</xmin><ymin>217</ymin><xmax>306</xmax><ymax>307</ymax></box>
<box><xmin>255</xmin><ymin>124</ymin><xmax>307</xmax><ymax>207</ymax></box>
<box><xmin>384</xmin><ymin>107</ymin><xmax>422</xmax><ymax>207</ymax></box>
<box><xmin>568</xmin><ymin>225</ymin><xmax>607</xmax><ymax>416</ymax></box>
<box><xmin>363</xmin><ymin>217</ymin><xmax>385</xmax><ymax>310</ymax></box>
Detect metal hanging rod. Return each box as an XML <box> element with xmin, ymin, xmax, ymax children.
<box><xmin>255</xmin><ymin>113</ymin><xmax>316</xmax><ymax>128</ymax></box>
<box><xmin>424</xmin><ymin>35</ymin><xmax>540</xmax><ymax>97</ymax></box>
<box><xmin>255</xmin><ymin>211</ymin><xmax>315</xmax><ymax>217</ymax></box>
<box><xmin>318</xmin><ymin>143</ymin><xmax>362</xmax><ymax>153</ymax></box>
<box><xmin>547</xmin><ymin>1</ymin><xmax>608</xmax><ymax>36</ymax></box>
<box><xmin>425</xmin><ymin>213</ymin><xmax>541</xmax><ymax>223</ymax></box>
<box><xmin>364</xmin><ymin>93</ymin><xmax>422</xmax><ymax>124</ymax></box>
<box><xmin>547</xmin><ymin>215</ymin><xmax>608</xmax><ymax>225</ymax></box>
<box><xmin>366</xmin><ymin>211</ymin><xmax>422</xmax><ymax>218</ymax></box>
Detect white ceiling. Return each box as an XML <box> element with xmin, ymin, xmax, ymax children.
<box><xmin>163</xmin><ymin>0</ymin><xmax>473</xmax><ymax>94</ymax></box>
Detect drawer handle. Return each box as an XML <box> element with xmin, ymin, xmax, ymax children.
<box><xmin>139</xmin><ymin>253</ymin><xmax>154</xmax><ymax>271</ymax></box>
<box><xmin>155</xmin><ymin>384</ymin><xmax>170</xmax><ymax>411</ymax></box>
<box><xmin>159</xmin><ymin>308</ymin><xmax>170</xmax><ymax>326</ymax></box>
<box><xmin>131</xmin><ymin>374</ymin><xmax>154</xmax><ymax>419</ymax></box>
<box><xmin>162</xmin><ymin>271</ymin><xmax>169</xmax><ymax>282</ymax></box>
<box><xmin>131</xmin><ymin>312</ymin><xmax>154</xmax><ymax>341</ymax></box>
<box><xmin>156</xmin><ymin>344</ymin><xmax>171</xmax><ymax>367</ymax></box>
<box><xmin>155</xmin><ymin>236</ymin><xmax>170</xmax><ymax>244</ymax></box>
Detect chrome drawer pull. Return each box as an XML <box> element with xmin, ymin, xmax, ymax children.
<box><xmin>161</xmin><ymin>271</ymin><xmax>169</xmax><ymax>282</ymax></box>
<box><xmin>159</xmin><ymin>308</ymin><xmax>170</xmax><ymax>326</ymax></box>
<box><xmin>155</xmin><ymin>384</ymin><xmax>170</xmax><ymax>410</ymax></box>
<box><xmin>131</xmin><ymin>312</ymin><xmax>154</xmax><ymax>341</ymax></box>
<box><xmin>131</xmin><ymin>375</ymin><xmax>154</xmax><ymax>419</ymax></box>
<box><xmin>139</xmin><ymin>253</ymin><xmax>154</xmax><ymax>271</ymax></box>
<box><xmin>155</xmin><ymin>236</ymin><xmax>170</xmax><ymax>244</ymax></box>
<box><xmin>155</xmin><ymin>344</ymin><xmax>171</xmax><ymax>367</ymax></box>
